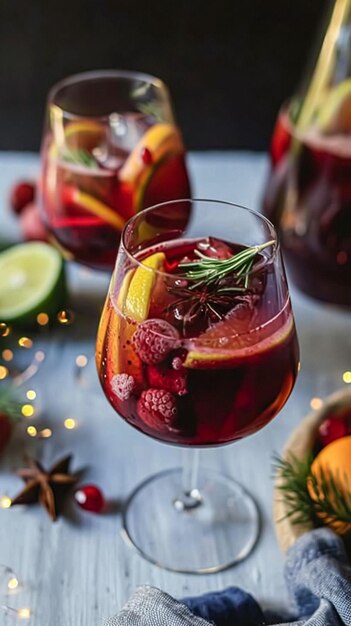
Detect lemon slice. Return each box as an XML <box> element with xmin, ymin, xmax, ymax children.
<box><xmin>119</xmin><ymin>123</ymin><xmax>184</xmax><ymax>212</ymax></box>
<box><xmin>0</xmin><ymin>242</ymin><xmax>66</xmax><ymax>327</ymax></box>
<box><xmin>123</xmin><ymin>252</ymin><xmax>165</xmax><ymax>321</ymax></box>
<box><xmin>315</xmin><ymin>79</ymin><xmax>351</xmax><ymax>133</ymax></box>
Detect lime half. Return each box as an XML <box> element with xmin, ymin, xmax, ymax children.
<box><xmin>0</xmin><ymin>242</ymin><xmax>66</xmax><ymax>327</ymax></box>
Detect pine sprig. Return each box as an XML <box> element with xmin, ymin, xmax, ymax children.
<box><xmin>0</xmin><ymin>384</ymin><xmax>22</xmax><ymax>422</ymax></box>
<box><xmin>274</xmin><ymin>454</ymin><xmax>351</xmax><ymax>533</ymax></box>
<box><xmin>62</xmin><ymin>148</ymin><xmax>98</xmax><ymax>169</ymax></box>
<box><xmin>179</xmin><ymin>240</ymin><xmax>275</xmax><ymax>291</ymax></box>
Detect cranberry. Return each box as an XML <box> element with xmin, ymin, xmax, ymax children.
<box><xmin>10</xmin><ymin>181</ymin><xmax>36</xmax><ymax>215</ymax></box>
<box><xmin>140</xmin><ymin>147</ymin><xmax>153</xmax><ymax>165</ymax></box>
<box><xmin>74</xmin><ymin>485</ymin><xmax>105</xmax><ymax>513</ymax></box>
<box><xmin>318</xmin><ymin>416</ymin><xmax>348</xmax><ymax>447</ymax></box>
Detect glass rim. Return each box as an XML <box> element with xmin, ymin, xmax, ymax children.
<box><xmin>47</xmin><ymin>68</ymin><xmax>170</xmax><ymax>121</ymax></box>
<box><xmin>120</xmin><ymin>198</ymin><xmax>280</xmax><ymax>282</ymax></box>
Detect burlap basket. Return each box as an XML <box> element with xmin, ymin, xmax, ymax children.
<box><xmin>274</xmin><ymin>387</ymin><xmax>351</xmax><ymax>553</ymax></box>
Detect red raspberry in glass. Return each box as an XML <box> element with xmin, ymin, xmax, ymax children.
<box><xmin>137</xmin><ymin>388</ymin><xmax>178</xmax><ymax>431</ymax></box>
<box><xmin>132</xmin><ymin>319</ymin><xmax>180</xmax><ymax>364</ymax></box>
<box><xmin>74</xmin><ymin>484</ymin><xmax>105</xmax><ymax>513</ymax></box>
<box><xmin>111</xmin><ymin>373</ymin><xmax>134</xmax><ymax>401</ymax></box>
<box><xmin>140</xmin><ymin>147</ymin><xmax>153</xmax><ymax>165</ymax></box>
<box><xmin>10</xmin><ymin>181</ymin><xmax>36</xmax><ymax>215</ymax></box>
<box><xmin>318</xmin><ymin>416</ymin><xmax>348</xmax><ymax>447</ymax></box>
<box><xmin>147</xmin><ymin>363</ymin><xmax>187</xmax><ymax>396</ymax></box>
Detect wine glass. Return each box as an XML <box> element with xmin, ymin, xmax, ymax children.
<box><xmin>96</xmin><ymin>199</ymin><xmax>300</xmax><ymax>573</ymax></box>
<box><xmin>38</xmin><ymin>70</ymin><xmax>191</xmax><ymax>271</ymax></box>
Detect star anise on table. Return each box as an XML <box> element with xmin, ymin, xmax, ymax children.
<box><xmin>11</xmin><ymin>455</ymin><xmax>78</xmax><ymax>522</ymax></box>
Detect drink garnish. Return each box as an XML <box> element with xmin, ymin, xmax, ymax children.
<box><xmin>62</xmin><ymin>147</ymin><xmax>99</xmax><ymax>169</ymax></box>
<box><xmin>178</xmin><ymin>240</ymin><xmax>276</xmax><ymax>290</ymax></box>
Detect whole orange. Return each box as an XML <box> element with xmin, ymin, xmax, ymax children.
<box><xmin>309</xmin><ymin>435</ymin><xmax>351</xmax><ymax>535</ymax></box>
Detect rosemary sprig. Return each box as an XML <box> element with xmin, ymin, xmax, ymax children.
<box><xmin>62</xmin><ymin>148</ymin><xmax>98</xmax><ymax>169</ymax></box>
<box><xmin>179</xmin><ymin>240</ymin><xmax>275</xmax><ymax>291</ymax></box>
<box><xmin>274</xmin><ymin>454</ymin><xmax>351</xmax><ymax>532</ymax></box>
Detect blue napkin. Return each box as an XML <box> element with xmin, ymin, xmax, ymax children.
<box><xmin>105</xmin><ymin>528</ymin><xmax>351</xmax><ymax>626</ymax></box>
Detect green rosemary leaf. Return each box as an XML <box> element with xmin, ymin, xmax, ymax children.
<box><xmin>62</xmin><ymin>148</ymin><xmax>98</xmax><ymax>169</ymax></box>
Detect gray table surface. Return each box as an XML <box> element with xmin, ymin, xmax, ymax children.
<box><xmin>0</xmin><ymin>151</ymin><xmax>350</xmax><ymax>625</ymax></box>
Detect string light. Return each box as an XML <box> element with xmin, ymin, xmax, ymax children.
<box><xmin>57</xmin><ymin>310</ymin><xmax>74</xmax><ymax>325</ymax></box>
<box><xmin>21</xmin><ymin>405</ymin><xmax>34</xmax><ymax>418</ymax></box>
<box><xmin>0</xmin><ymin>496</ymin><xmax>12</xmax><ymax>509</ymax></box>
<box><xmin>7</xmin><ymin>577</ymin><xmax>19</xmax><ymax>591</ymax></box>
<box><xmin>0</xmin><ymin>565</ymin><xmax>20</xmax><ymax>594</ymax></box>
<box><xmin>39</xmin><ymin>428</ymin><xmax>52</xmax><ymax>439</ymax></box>
<box><xmin>2</xmin><ymin>349</ymin><xmax>13</xmax><ymax>362</ymax></box>
<box><xmin>64</xmin><ymin>418</ymin><xmax>77</xmax><ymax>430</ymax></box>
<box><xmin>18</xmin><ymin>337</ymin><xmax>33</xmax><ymax>349</ymax></box>
<box><xmin>310</xmin><ymin>397</ymin><xmax>323</xmax><ymax>410</ymax></box>
<box><xmin>36</xmin><ymin>313</ymin><xmax>49</xmax><ymax>326</ymax></box>
<box><xmin>0</xmin><ymin>323</ymin><xmax>11</xmax><ymax>337</ymax></box>
<box><xmin>26</xmin><ymin>390</ymin><xmax>36</xmax><ymax>401</ymax></box>
<box><xmin>1</xmin><ymin>605</ymin><xmax>32</xmax><ymax>619</ymax></box>
<box><xmin>343</xmin><ymin>371</ymin><xmax>351</xmax><ymax>384</ymax></box>
<box><xmin>75</xmin><ymin>355</ymin><xmax>88</xmax><ymax>368</ymax></box>
<box><xmin>26</xmin><ymin>426</ymin><xmax>37</xmax><ymax>438</ymax></box>
<box><xmin>0</xmin><ymin>366</ymin><xmax>8</xmax><ymax>380</ymax></box>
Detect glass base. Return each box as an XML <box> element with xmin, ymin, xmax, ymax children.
<box><xmin>121</xmin><ymin>468</ymin><xmax>260</xmax><ymax>574</ymax></box>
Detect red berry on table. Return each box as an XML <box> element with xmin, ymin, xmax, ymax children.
<box><xmin>10</xmin><ymin>181</ymin><xmax>36</xmax><ymax>215</ymax></box>
<box><xmin>0</xmin><ymin>412</ymin><xmax>12</xmax><ymax>454</ymax></box>
<box><xmin>74</xmin><ymin>485</ymin><xmax>105</xmax><ymax>513</ymax></box>
<box><xmin>318</xmin><ymin>416</ymin><xmax>348</xmax><ymax>447</ymax></box>
<box><xmin>140</xmin><ymin>147</ymin><xmax>153</xmax><ymax>165</ymax></box>
<box><xmin>19</xmin><ymin>203</ymin><xmax>49</xmax><ymax>242</ymax></box>
<box><xmin>137</xmin><ymin>388</ymin><xmax>178</xmax><ymax>431</ymax></box>
<box><xmin>132</xmin><ymin>319</ymin><xmax>180</xmax><ymax>364</ymax></box>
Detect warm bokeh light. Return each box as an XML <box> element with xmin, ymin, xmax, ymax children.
<box><xmin>57</xmin><ymin>310</ymin><xmax>74</xmax><ymax>325</ymax></box>
<box><xmin>26</xmin><ymin>426</ymin><xmax>37</xmax><ymax>438</ymax></box>
<box><xmin>75</xmin><ymin>354</ymin><xmax>88</xmax><ymax>368</ymax></box>
<box><xmin>310</xmin><ymin>397</ymin><xmax>323</xmax><ymax>410</ymax></box>
<box><xmin>0</xmin><ymin>323</ymin><xmax>11</xmax><ymax>337</ymax></box>
<box><xmin>0</xmin><ymin>496</ymin><xmax>12</xmax><ymax>509</ymax></box>
<box><xmin>0</xmin><ymin>365</ymin><xmax>9</xmax><ymax>380</ymax></box>
<box><xmin>39</xmin><ymin>428</ymin><xmax>52</xmax><ymax>439</ymax></box>
<box><xmin>26</xmin><ymin>390</ymin><xmax>36</xmax><ymax>400</ymax></box>
<box><xmin>64</xmin><ymin>418</ymin><xmax>77</xmax><ymax>430</ymax></box>
<box><xmin>2</xmin><ymin>349</ymin><xmax>13</xmax><ymax>362</ymax></box>
<box><xmin>36</xmin><ymin>312</ymin><xmax>49</xmax><ymax>326</ymax></box>
<box><xmin>343</xmin><ymin>371</ymin><xmax>351</xmax><ymax>384</ymax></box>
<box><xmin>18</xmin><ymin>337</ymin><xmax>33</xmax><ymax>349</ymax></box>
<box><xmin>17</xmin><ymin>607</ymin><xmax>31</xmax><ymax>619</ymax></box>
<box><xmin>21</xmin><ymin>404</ymin><xmax>34</xmax><ymax>418</ymax></box>
<box><xmin>7</xmin><ymin>577</ymin><xmax>19</xmax><ymax>591</ymax></box>
<box><xmin>35</xmin><ymin>351</ymin><xmax>45</xmax><ymax>362</ymax></box>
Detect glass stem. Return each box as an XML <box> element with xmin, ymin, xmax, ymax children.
<box><xmin>174</xmin><ymin>448</ymin><xmax>202</xmax><ymax>511</ymax></box>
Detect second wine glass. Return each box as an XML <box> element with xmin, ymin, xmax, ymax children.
<box><xmin>39</xmin><ymin>70</ymin><xmax>191</xmax><ymax>271</ymax></box>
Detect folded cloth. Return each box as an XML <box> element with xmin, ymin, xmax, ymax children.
<box><xmin>105</xmin><ymin>528</ymin><xmax>351</xmax><ymax>626</ymax></box>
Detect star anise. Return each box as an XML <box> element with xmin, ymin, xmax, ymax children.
<box><xmin>11</xmin><ymin>455</ymin><xmax>78</xmax><ymax>522</ymax></box>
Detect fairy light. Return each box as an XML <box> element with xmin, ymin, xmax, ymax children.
<box><xmin>26</xmin><ymin>426</ymin><xmax>37</xmax><ymax>438</ymax></box>
<box><xmin>343</xmin><ymin>371</ymin><xmax>351</xmax><ymax>384</ymax></box>
<box><xmin>39</xmin><ymin>428</ymin><xmax>52</xmax><ymax>439</ymax></box>
<box><xmin>75</xmin><ymin>354</ymin><xmax>88</xmax><ymax>368</ymax></box>
<box><xmin>17</xmin><ymin>607</ymin><xmax>31</xmax><ymax>619</ymax></box>
<box><xmin>310</xmin><ymin>397</ymin><xmax>323</xmax><ymax>410</ymax></box>
<box><xmin>21</xmin><ymin>405</ymin><xmax>34</xmax><ymax>418</ymax></box>
<box><xmin>57</xmin><ymin>310</ymin><xmax>74</xmax><ymax>325</ymax></box>
<box><xmin>2</xmin><ymin>349</ymin><xmax>13</xmax><ymax>362</ymax></box>
<box><xmin>36</xmin><ymin>312</ymin><xmax>49</xmax><ymax>326</ymax></box>
<box><xmin>26</xmin><ymin>390</ymin><xmax>36</xmax><ymax>401</ymax></box>
<box><xmin>35</xmin><ymin>351</ymin><xmax>45</xmax><ymax>362</ymax></box>
<box><xmin>0</xmin><ymin>323</ymin><xmax>10</xmax><ymax>337</ymax></box>
<box><xmin>0</xmin><ymin>366</ymin><xmax>8</xmax><ymax>380</ymax></box>
<box><xmin>0</xmin><ymin>496</ymin><xmax>12</xmax><ymax>509</ymax></box>
<box><xmin>64</xmin><ymin>418</ymin><xmax>77</xmax><ymax>430</ymax></box>
<box><xmin>7</xmin><ymin>577</ymin><xmax>19</xmax><ymax>591</ymax></box>
<box><xmin>18</xmin><ymin>337</ymin><xmax>33</xmax><ymax>349</ymax></box>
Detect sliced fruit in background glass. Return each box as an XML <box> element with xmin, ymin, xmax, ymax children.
<box><xmin>61</xmin><ymin>186</ymin><xmax>125</xmax><ymax>231</ymax></box>
<box><xmin>119</xmin><ymin>123</ymin><xmax>185</xmax><ymax>212</ymax></box>
<box><xmin>0</xmin><ymin>242</ymin><xmax>66</xmax><ymax>327</ymax></box>
<box><xmin>315</xmin><ymin>79</ymin><xmax>351</xmax><ymax>134</ymax></box>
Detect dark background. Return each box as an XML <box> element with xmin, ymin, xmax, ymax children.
<box><xmin>0</xmin><ymin>0</ymin><xmax>329</xmax><ymax>152</ymax></box>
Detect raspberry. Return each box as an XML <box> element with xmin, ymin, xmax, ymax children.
<box><xmin>111</xmin><ymin>373</ymin><xmax>134</xmax><ymax>401</ymax></box>
<box><xmin>147</xmin><ymin>363</ymin><xmax>187</xmax><ymax>396</ymax></box>
<box><xmin>10</xmin><ymin>181</ymin><xmax>36</xmax><ymax>215</ymax></box>
<box><xmin>137</xmin><ymin>388</ymin><xmax>178</xmax><ymax>431</ymax></box>
<box><xmin>132</xmin><ymin>319</ymin><xmax>179</xmax><ymax>364</ymax></box>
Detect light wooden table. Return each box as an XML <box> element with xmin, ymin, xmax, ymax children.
<box><xmin>0</xmin><ymin>151</ymin><xmax>350</xmax><ymax>625</ymax></box>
